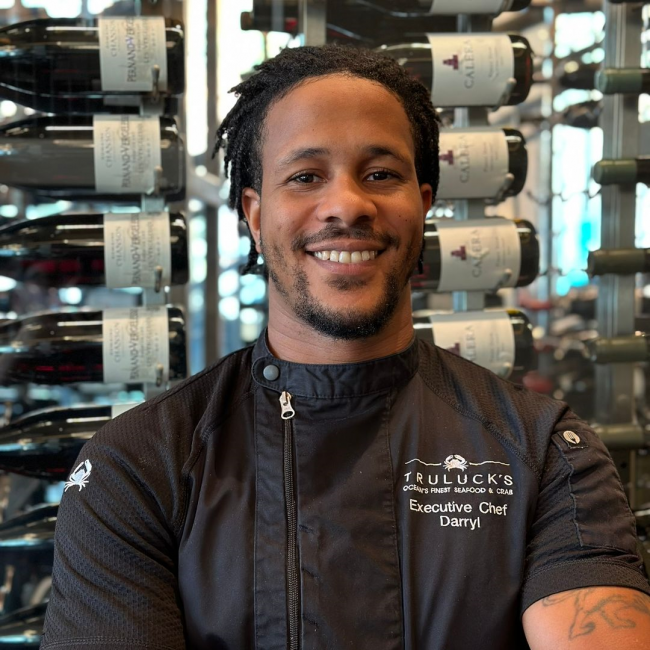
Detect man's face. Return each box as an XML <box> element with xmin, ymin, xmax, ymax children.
<box><xmin>243</xmin><ymin>73</ymin><xmax>433</xmax><ymax>340</ymax></box>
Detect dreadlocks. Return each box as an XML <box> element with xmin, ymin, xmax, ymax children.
<box><xmin>213</xmin><ymin>44</ymin><xmax>440</xmax><ymax>275</ymax></box>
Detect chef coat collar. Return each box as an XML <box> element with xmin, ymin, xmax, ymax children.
<box><xmin>251</xmin><ymin>328</ymin><xmax>420</xmax><ymax>398</ymax></box>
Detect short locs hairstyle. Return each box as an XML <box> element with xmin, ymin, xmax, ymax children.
<box><xmin>213</xmin><ymin>44</ymin><xmax>441</xmax><ymax>275</ymax></box>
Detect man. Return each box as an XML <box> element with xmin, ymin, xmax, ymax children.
<box><xmin>41</xmin><ymin>45</ymin><xmax>650</xmax><ymax>649</ymax></box>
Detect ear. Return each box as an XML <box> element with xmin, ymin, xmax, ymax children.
<box><xmin>420</xmin><ymin>183</ymin><xmax>433</xmax><ymax>218</ymax></box>
<box><xmin>241</xmin><ymin>187</ymin><xmax>262</xmax><ymax>253</ymax></box>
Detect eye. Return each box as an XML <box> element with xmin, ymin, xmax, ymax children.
<box><xmin>289</xmin><ymin>172</ymin><xmax>319</xmax><ymax>184</ymax></box>
<box><xmin>367</xmin><ymin>169</ymin><xmax>398</xmax><ymax>181</ymax></box>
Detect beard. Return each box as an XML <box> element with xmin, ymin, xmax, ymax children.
<box><xmin>261</xmin><ymin>225</ymin><xmax>420</xmax><ymax>341</ymax></box>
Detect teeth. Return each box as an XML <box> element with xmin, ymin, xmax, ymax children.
<box><xmin>312</xmin><ymin>249</ymin><xmax>379</xmax><ymax>264</ymax></box>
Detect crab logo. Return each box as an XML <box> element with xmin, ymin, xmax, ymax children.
<box><xmin>443</xmin><ymin>454</ymin><xmax>468</xmax><ymax>472</ymax></box>
<box><xmin>64</xmin><ymin>459</ymin><xmax>93</xmax><ymax>492</ymax></box>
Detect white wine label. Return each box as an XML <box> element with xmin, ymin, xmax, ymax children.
<box><xmin>104</xmin><ymin>212</ymin><xmax>172</xmax><ymax>288</ymax></box>
<box><xmin>428</xmin><ymin>33</ymin><xmax>515</xmax><ymax>106</ymax></box>
<box><xmin>428</xmin><ymin>310</ymin><xmax>515</xmax><ymax>378</ymax></box>
<box><xmin>99</xmin><ymin>17</ymin><xmax>168</xmax><ymax>92</ymax></box>
<box><xmin>428</xmin><ymin>0</ymin><xmax>508</xmax><ymax>14</ymax></box>
<box><xmin>102</xmin><ymin>306</ymin><xmax>169</xmax><ymax>384</ymax></box>
<box><xmin>93</xmin><ymin>115</ymin><xmax>161</xmax><ymax>194</ymax></box>
<box><xmin>110</xmin><ymin>403</ymin><xmax>140</xmax><ymax>418</ymax></box>
<box><xmin>436</xmin><ymin>218</ymin><xmax>521</xmax><ymax>291</ymax></box>
<box><xmin>438</xmin><ymin>128</ymin><xmax>509</xmax><ymax>199</ymax></box>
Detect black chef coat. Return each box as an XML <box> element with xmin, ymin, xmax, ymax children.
<box><xmin>40</xmin><ymin>332</ymin><xmax>650</xmax><ymax>650</ymax></box>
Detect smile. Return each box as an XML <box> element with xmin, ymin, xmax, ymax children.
<box><xmin>309</xmin><ymin>250</ymin><xmax>380</xmax><ymax>264</ymax></box>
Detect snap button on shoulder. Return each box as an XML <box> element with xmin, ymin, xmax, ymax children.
<box><xmin>263</xmin><ymin>364</ymin><xmax>280</xmax><ymax>381</ymax></box>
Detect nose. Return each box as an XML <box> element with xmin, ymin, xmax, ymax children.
<box><xmin>315</xmin><ymin>174</ymin><xmax>378</xmax><ymax>227</ymax></box>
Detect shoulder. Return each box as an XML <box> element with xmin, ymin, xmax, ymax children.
<box><xmin>417</xmin><ymin>340</ymin><xmax>569</xmax><ymax>477</ymax></box>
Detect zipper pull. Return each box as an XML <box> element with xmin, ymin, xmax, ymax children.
<box><xmin>279</xmin><ymin>391</ymin><xmax>295</xmax><ymax>420</ymax></box>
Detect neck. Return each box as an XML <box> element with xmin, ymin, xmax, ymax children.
<box><xmin>265</xmin><ymin>291</ymin><xmax>415</xmax><ymax>364</ymax></box>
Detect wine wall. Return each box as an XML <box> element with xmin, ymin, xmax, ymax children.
<box><xmin>0</xmin><ymin>1</ymin><xmax>189</xmax><ymax>641</ymax></box>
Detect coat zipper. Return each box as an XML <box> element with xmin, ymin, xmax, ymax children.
<box><xmin>280</xmin><ymin>391</ymin><xmax>300</xmax><ymax>650</ymax></box>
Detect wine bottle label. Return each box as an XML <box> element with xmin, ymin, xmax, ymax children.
<box><xmin>102</xmin><ymin>306</ymin><xmax>169</xmax><ymax>384</ymax></box>
<box><xmin>428</xmin><ymin>310</ymin><xmax>516</xmax><ymax>378</ymax></box>
<box><xmin>103</xmin><ymin>212</ymin><xmax>172</xmax><ymax>288</ymax></box>
<box><xmin>436</xmin><ymin>219</ymin><xmax>521</xmax><ymax>291</ymax></box>
<box><xmin>428</xmin><ymin>33</ymin><xmax>515</xmax><ymax>106</ymax></box>
<box><xmin>93</xmin><ymin>116</ymin><xmax>162</xmax><ymax>194</ymax></box>
<box><xmin>98</xmin><ymin>17</ymin><xmax>168</xmax><ymax>92</ymax></box>
<box><xmin>110</xmin><ymin>403</ymin><xmax>139</xmax><ymax>418</ymax></box>
<box><xmin>428</xmin><ymin>0</ymin><xmax>508</xmax><ymax>14</ymax></box>
<box><xmin>438</xmin><ymin>128</ymin><xmax>510</xmax><ymax>199</ymax></box>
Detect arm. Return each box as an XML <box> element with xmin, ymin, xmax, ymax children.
<box><xmin>41</xmin><ymin>405</ymin><xmax>187</xmax><ymax>650</ymax></box>
<box><xmin>523</xmin><ymin>586</ymin><xmax>650</xmax><ymax>649</ymax></box>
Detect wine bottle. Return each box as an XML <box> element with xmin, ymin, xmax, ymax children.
<box><xmin>358</xmin><ymin>0</ymin><xmax>531</xmax><ymax>14</ymax></box>
<box><xmin>0</xmin><ymin>115</ymin><xmax>185</xmax><ymax>202</ymax></box>
<box><xmin>0</xmin><ymin>212</ymin><xmax>189</xmax><ymax>289</ymax></box>
<box><xmin>596</xmin><ymin>68</ymin><xmax>650</xmax><ymax>95</ymax></box>
<box><xmin>413</xmin><ymin>308</ymin><xmax>534</xmax><ymax>379</ymax></box>
<box><xmin>0</xmin><ymin>602</ymin><xmax>46</xmax><ymax>648</ymax></box>
<box><xmin>0</xmin><ymin>17</ymin><xmax>184</xmax><ymax>114</ymax></box>
<box><xmin>592</xmin><ymin>157</ymin><xmax>650</xmax><ymax>186</ymax></box>
<box><xmin>0</xmin><ymin>504</ymin><xmax>56</xmax><ymax>561</ymax></box>
<box><xmin>587</xmin><ymin>248</ymin><xmax>650</xmax><ymax>276</ymax></box>
<box><xmin>560</xmin><ymin>100</ymin><xmax>601</xmax><ymax>130</ymax></box>
<box><xmin>588</xmin><ymin>334</ymin><xmax>650</xmax><ymax>364</ymax></box>
<box><xmin>247</xmin><ymin>0</ymin><xmax>530</xmax><ymax>15</ymax></box>
<box><xmin>436</xmin><ymin>127</ymin><xmax>528</xmax><ymax>200</ymax></box>
<box><xmin>378</xmin><ymin>33</ymin><xmax>533</xmax><ymax>107</ymax></box>
<box><xmin>0</xmin><ymin>403</ymin><xmax>137</xmax><ymax>480</ymax></box>
<box><xmin>241</xmin><ymin>2</ymin><xmax>456</xmax><ymax>45</ymax></box>
<box><xmin>411</xmin><ymin>218</ymin><xmax>539</xmax><ymax>292</ymax></box>
<box><xmin>556</xmin><ymin>61</ymin><xmax>599</xmax><ymax>90</ymax></box>
<box><xmin>0</xmin><ymin>306</ymin><xmax>187</xmax><ymax>386</ymax></box>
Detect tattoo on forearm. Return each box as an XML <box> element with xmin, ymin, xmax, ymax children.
<box><xmin>541</xmin><ymin>588</ymin><xmax>650</xmax><ymax>639</ymax></box>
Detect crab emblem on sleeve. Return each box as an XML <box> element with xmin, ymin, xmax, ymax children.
<box><xmin>443</xmin><ymin>454</ymin><xmax>468</xmax><ymax>472</ymax></box>
<box><xmin>64</xmin><ymin>459</ymin><xmax>93</xmax><ymax>492</ymax></box>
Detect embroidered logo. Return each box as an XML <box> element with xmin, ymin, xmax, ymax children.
<box><xmin>443</xmin><ymin>454</ymin><xmax>468</xmax><ymax>471</ymax></box>
<box><xmin>64</xmin><ymin>460</ymin><xmax>93</xmax><ymax>492</ymax></box>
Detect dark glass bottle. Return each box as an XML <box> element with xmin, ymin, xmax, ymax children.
<box><xmin>0</xmin><ymin>212</ymin><xmax>189</xmax><ymax>288</ymax></box>
<box><xmin>556</xmin><ymin>61</ymin><xmax>599</xmax><ymax>90</ymax></box>
<box><xmin>412</xmin><ymin>218</ymin><xmax>539</xmax><ymax>292</ymax></box>
<box><xmin>596</xmin><ymin>68</ymin><xmax>650</xmax><ymax>95</ymax></box>
<box><xmin>413</xmin><ymin>308</ymin><xmax>534</xmax><ymax>380</ymax></box>
<box><xmin>0</xmin><ymin>602</ymin><xmax>47</xmax><ymax>649</ymax></box>
<box><xmin>0</xmin><ymin>504</ymin><xmax>56</xmax><ymax>563</ymax></box>
<box><xmin>0</xmin><ymin>404</ymin><xmax>119</xmax><ymax>480</ymax></box>
<box><xmin>377</xmin><ymin>34</ymin><xmax>533</xmax><ymax>107</ymax></box>
<box><xmin>0</xmin><ymin>307</ymin><xmax>187</xmax><ymax>385</ymax></box>
<box><xmin>0</xmin><ymin>116</ymin><xmax>185</xmax><ymax>203</ymax></box>
<box><xmin>561</xmin><ymin>100</ymin><xmax>601</xmax><ymax>130</ymax></box>
<box><xmin>587</xmin><ymin>248</ymin><xmax>650</xmax><ymax>276</ymax></box>
<box><xmin>593</xmin><ymin>157</ymin><xmax>650</xmax><ymax>186</ymax></box>
<box><xmin>0</xmin><ymin>17</ymin><xmax>184</xmax><ymax>114</ymax></box>
<box><xmin>437</xmin><ymin>128</ymin><xmax>528</xmax><ymax>199</ymax></box>
<box><xmin>358</xmin><ymin>0</ymin><xmax>531</xmax><ymax>14</ymax></box>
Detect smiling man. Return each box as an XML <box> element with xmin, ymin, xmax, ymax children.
<box><xmin>41</xmin><ymin>45</ymin><xmax>650</xmax><ymax>650</ymax></box>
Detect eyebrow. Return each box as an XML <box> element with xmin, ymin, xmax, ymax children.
<box><xmin>276</xmin><ymin>144</ymin><xmax>410</xmax><ymax>169</ymax></box>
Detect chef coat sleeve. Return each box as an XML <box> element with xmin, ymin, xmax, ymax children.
<box><xmin>520</xmin><ymin>408</ymin><xmax>650</xmax><ymax>615</ymax></box>
<box><xmin>40</xmin><ymin>412</ymin><xmax>187</xmax><ymax>650</ymax></box>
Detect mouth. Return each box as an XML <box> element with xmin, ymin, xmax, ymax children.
<box><xmin>305</xmin><ymin>248</ymin><xmax>386</xmax><ymax>265</ymax></box>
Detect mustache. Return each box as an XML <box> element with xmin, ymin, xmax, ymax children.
<box><xmin>291</xmin><ymin>224</ymin><xmax>399</xmax><ymax>252</ymax></box>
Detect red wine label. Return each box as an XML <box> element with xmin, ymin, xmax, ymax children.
<box><xmin>435</xmin><ymin>219</ymin><xmax>522</xmax><ymax>291</ymax></box>
<box><xmin>427</xmin><ymin>0</ymin><xmax>509</xmax><ymax>13</ymax></box>
<box><xmin>110</xmin><ymin>403</ymin><xmax>139</xmax><ymax>418</ymax></box>
<box><xmin>438</xmin><ymin>128</ymin><xmax>509</xmax><ymax>199</ymax></box>
<box><xmin>102</xmin><ymin>306</ymin><xmax>169</xmax><ymax>383</ymax></box>
<box><xmin>428</xmin><ymin>33</ymin><xmax>515</xmax><ymax>106</ymax></box>
<box><xmin>426</xmin><ymin>310</ymin><xmax>516</xmax><ymax>378</ymax></box>
<box><xmin>98</xmin><ymin>17</ymin><xmax>168</xmax><ymax>92</ymax></box>
<box><xmin>93</xmin><ymin>116</ymin><xmax>162</xmax><ymax>194</ymax></box>
<box><xmin>103</xmin><ymin>212</ymin><xmax>172</xmax><ymax>288</ymax></box>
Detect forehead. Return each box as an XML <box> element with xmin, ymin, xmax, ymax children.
<box><xmin>261</xmin><ymin>74</ymin><xmax>415</xmax><ymax>168</ymax></box>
